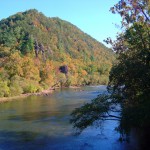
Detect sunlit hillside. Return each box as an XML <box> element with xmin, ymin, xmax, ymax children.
<box><xmin>0</xmin><ymin>9</ymin><xmax>115</xmax><ymax>97</ymax></box>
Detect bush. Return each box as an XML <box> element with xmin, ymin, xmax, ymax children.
<box><xmin>23</xmin><ymin>84</ymin><xmax>38</xmax><ymax>93</ymax></box>
<box><xmin>9</xmin><ymin>75</ymin><xmax>24</xmax><ymax>96</ymax></box>
<box><xmin>40</xmin><ymin>82</ymin><xmax>49</xmax><ymax>90</ymax></box>
<box><xmin>64</xmin><ymin>78</ymin><xmax>72</xmax><ymax>87</ymax></box>
<box><xmin>9</xmin><ymin>84</ymin><xmax>23</xmax><ymax>96</ymax></box>
<box><xmin>0</xmin><ymin>81</ymin><xmax>10</xmax><ymax>97</ymax></box>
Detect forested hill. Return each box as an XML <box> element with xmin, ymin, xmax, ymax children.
<box><xmin>0</xmin><ymin>9</ymin><xmax>115</xmax><ymax>97</ymax></box>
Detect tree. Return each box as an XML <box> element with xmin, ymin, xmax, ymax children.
<box><xmin>21</xmin><ymin>34</ymin><xmax>34</xmax><ymax>54</ymax></box>
<box><xmin>4</xmin><ymin>52</ymin><xmax>23</xmax><ymax>78</ymax></box>
<box><xmin>70</xmin><ymin>0</ymin><xmax>150</xmax><ymax>145</ymax></box>
<box><xmin>59</xmin><ymin>65</ymin><xmax>68</xmax><ymax>75</ymax></box>
<box><xmin>107</xmin><ymin>0</ymin><xmax>150</xmax><ymax>136</ymax></box>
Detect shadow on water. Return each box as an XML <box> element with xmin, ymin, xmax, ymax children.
<box><xmin>0</xmin><ymin>130</ymin><xmax>72</xmax><ymax>150</ymax></box>
<box><xmin>0</xmin><ymin>130</ymin><xmax>136</xmax><ymax>150</ymax></box>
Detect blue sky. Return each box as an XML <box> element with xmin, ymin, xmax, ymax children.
<box><xmin>0</xmin><ymin>0</ymin><xmax>121</xmax><ymax>46</ymax></box>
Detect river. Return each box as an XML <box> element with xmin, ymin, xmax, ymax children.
<box><xmin>0</xmin><ymin>86</ymin><xmax>138</xmax><ymax>150</ymax></box>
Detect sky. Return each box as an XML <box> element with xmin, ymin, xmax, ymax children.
<box><xmin>0</xmin><ymin>0</ymin><xmax>121</xmax><ymax>47</ymax></box>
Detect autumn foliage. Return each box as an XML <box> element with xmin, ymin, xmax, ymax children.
<box><xmin>0</xmin><ymin>9</ymin><xmax>115</xmax><ymax>97</ymax></box>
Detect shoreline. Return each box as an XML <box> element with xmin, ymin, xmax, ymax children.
<box><xmin>0</xmin><ymin>88</ymin><xmax>54</xmax><ymax>103</ymax></box>
<box><xmin>0</xmin><ymin>86</ymin><xmax>81</xmax><ymax>103</ymax></box>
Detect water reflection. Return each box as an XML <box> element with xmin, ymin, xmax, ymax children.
<box><xmin>0</xmin><ymin>86</ymin><xmax>138</xmax><ymax>150</ymax></box>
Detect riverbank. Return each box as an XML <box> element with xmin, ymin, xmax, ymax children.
<box><xmin>0</xmin><ymin>86</ymin><xmax>81</xmax><ymax>103</ymax></box>
<box><xmin>0</xmin><ymin>88</ymin><xmax>54</xmax><ymax>103</ymax></box>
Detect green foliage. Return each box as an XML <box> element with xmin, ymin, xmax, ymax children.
<box><xmin>108</xmin><ymin>22</ymin><xmax>150</xmax><ymax>133</ymax></box>
<box><xmin>0</xmin><ymin>45</ymin><xmax>11</xmax><ymax>58</ymax></box>
<box><xmin>9</xmin><ymin>85</ymin><xmax>23</xmax><ymax>96</ymax></box>
<box><xmin>0</xmin><ymin>81</ymin><xmax>10</xmax><ymax>97</ymax></box>
<box><xmin>23</xmin><ymin>83</ymin><xmax>38</xmax><ymax>93</ymax></box>
<box><xmin>20</xmin><ymin>34</ymin><xmax>34</xmax><ymax>55</ymax></box>
<box><xmin>9</xmin><ymin>75</ymin><xmax>23</xmax><ymax>96</ymax></box>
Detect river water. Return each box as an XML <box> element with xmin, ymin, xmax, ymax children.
<box><xmin>0</xmin><ymin>86</ymin><xmax>138</xmax><ymax>150</ymax></box>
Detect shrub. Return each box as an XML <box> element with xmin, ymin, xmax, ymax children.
<box><xmin>0</xmin><ymin>81</ymin><xmax>10</xmax><ymax>97</ymax></box>
<box><xmin>23</xmin><ymin>83</ymin><xmax>38</xmax><ymax>93</ymax></box>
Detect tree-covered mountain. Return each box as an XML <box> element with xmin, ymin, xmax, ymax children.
<box><xmin>0</xmin><ymin>9</ymin><xmax>115</xmax><ymax>97</ymax></box>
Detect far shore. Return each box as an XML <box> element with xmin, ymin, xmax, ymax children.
<box><xmin>0</xmin><ymin>88</ymin><xmax>54</xmax><ymax>103</ymax></box>
<box><xmin>0</xmin><ymin>86</ymin><xmax>81</xmax><ymax>103</ymax></box>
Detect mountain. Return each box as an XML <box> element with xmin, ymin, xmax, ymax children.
<box><xmin>0</xmin><ymin>9</ymin><xmax>115</xmax><ymax>97</ymax></box>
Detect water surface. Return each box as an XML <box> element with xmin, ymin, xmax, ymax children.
<box><xmin>0</xmin><ymin>86</ymin><xmax>137</xmax><ymax>150</ymax></box>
